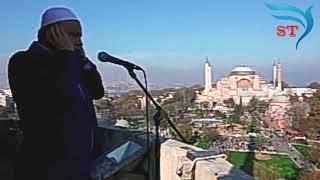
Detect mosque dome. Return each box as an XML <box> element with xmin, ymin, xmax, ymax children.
<box><xmin>230</xmin><ymin>65</ymin><xmax>256</xmax><ymax>76</ymax></box>
<box><xmin>270</xmin><ymin>91</ymin><xmax>290</xmax><ymax>103</ymax></box>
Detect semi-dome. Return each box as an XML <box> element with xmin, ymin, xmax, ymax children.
<box><xmin>230</xmin><ymin>65</ymin><xmax>256</xmax><ymax>76</ymax></box>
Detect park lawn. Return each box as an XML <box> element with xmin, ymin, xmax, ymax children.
<box><xmin>292</xmin><ymin>144</ymin><xmax>310</xmax><ymax>157</ymax></box>
<box><xmin>228</xmin><ymin>151</ymin><xmax>300</xmax><ymax>179</ymax></box>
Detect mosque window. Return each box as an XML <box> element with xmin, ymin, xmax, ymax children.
<box><xmin>237</xmin><ymin>79</ymin><xmax>252</xmax><ymax>89</ymax></box>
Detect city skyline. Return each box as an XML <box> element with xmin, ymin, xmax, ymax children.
<box><xmin>0</xmin><ymin>0</ymin><xmax>320</xmax><ymax>86</ymax></box>
<box><xmin>0</xmin><ymin>59</ymin><xmax>319</xmax><ymax>88</ymax></box>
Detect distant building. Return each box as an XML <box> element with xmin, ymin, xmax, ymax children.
<box><xmin>196</xmin><ymin>59</ymin><xmax>285</xmax><ymax>106</ymax></box>
<box><xmin>191</xmin><ymin>118</ymin><xmax>224</xmax><ymax>128</ymax></box>
<box><xmin>0</xmin><ymin>89</ymin><xmax>15</xmax><ymax>112</ymax></box>
<box><xmin>194</xmin><ymin>58</ymin><xmax>318</xmax><ymax>132</ymax></box>
<box><xmin>284</xmin><ymin>87</ymin><xmax>317</xmax><ymax>98</ymax></box>
<box><xmin>138</xmin><ymin>91</ymin><xmax>175</xmax><ymax>109</ymax></box>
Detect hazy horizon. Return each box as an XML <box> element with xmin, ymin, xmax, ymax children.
<box><xmin>1</xmin><ymin>0</ymin><xmax>320</xmax><ymax>88</ymax></box>
<box><xmin>1</xmin><ymin>54</ymin><xmax>318</xmax><ymax>88</ymax></box>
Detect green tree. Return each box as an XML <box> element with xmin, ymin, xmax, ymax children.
<box><xmin>176</xmin><ymin>123</ymin><xmax>193</xmax><ymax>142</ymax></box>
<box><xmin>202</xmin><ymin>127</ymin><xmax>220</xmax><ymax>143</ymax></box>
<box><xmin>307</xmin><ymin>128</ymin><xmax>318</xmax><ymax>140</ymax></box>
<box><xmin>255</xmin><ymin>135</ymin><xmax>265</xmax><ymax>152</ymax></box>
<box><xmin>214</xmin><ymin>110</ymin><xmax>226</xmax><ymax>119</ymax></box>
<box><xmin>195</xmin><ymin>108</ymin><xmax>204</xmax><ymax>119</ymax></box>
<box><xmin>229</xmin><ymin>113</ymin><xmax>240</xmax><ymax>124</ymax></box>
<box><xmin>194</xmin><ymin>134</ymin><xmax>210</xmax><ymax>149</ymax></box>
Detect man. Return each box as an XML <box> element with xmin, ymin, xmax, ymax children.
<box><xmin>8</xmin><ymin>7</ymin><xmax>104</xmax><ymax>180</ymax></box>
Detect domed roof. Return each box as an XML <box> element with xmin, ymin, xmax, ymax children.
<box><xmin>230</xmin><ymin>65</ymin><xmax>256</xmax><ymax>76</ymax></box>
<box><xmin>270</xmin><ymin>91</ymin><xmax>290</xmax><ymax>103</ymax></box>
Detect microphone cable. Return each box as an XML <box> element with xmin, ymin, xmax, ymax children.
<box><xmin>141</xmin><ymin>69</ymin><xmax>150</xmax><ymax>179</ymax></box>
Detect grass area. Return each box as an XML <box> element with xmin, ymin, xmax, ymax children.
<box><xmin>292</xmin><ymin>144</ymin><xmax>310</xmax><ymax>157</ymax></box>
<box><xmin>228</xmin><ymin>151</ymin><xmax>300</xmax><ymax>179</ymax></box>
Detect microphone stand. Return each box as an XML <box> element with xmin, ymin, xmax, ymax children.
<box><xmin>125</xmin><ymin>67</ymin><xmax>187</xmax><ymax>180</ymax></box>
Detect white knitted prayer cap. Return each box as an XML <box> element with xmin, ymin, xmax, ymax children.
<box><xmin>41</xmin><ymin>7</ymin><xmax>79</xmax><ymax>28</ymax></box>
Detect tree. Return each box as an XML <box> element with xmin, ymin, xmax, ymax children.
<box><xmin>229</xmin><ymin>113</ymin><xmax>240</xmax><ymax>124</ymax></box>
<box><xmin>289</xmin><ymin>101</ymin><xmax>311</xmax><ymax>129</ymax></box>
<box><xmin>305</xmin><ymin>90</ymin><xmax>320</xmax><ymax>117</ymax></box>
<box><xmin>194</xmin><ymin>134</ymin><xmax>210</xmax><ymax>149</ymax></box>
<box><xmin>307</xmin><ymin>128</ymin><xmax>319</xmax><ymax>140</ymax></box>
<box><xmin>176</xmin><ymin>123</ymin><xmax>193</xmax><ymax>142</ymax></box>
<box><xmin>214</xmin><ymin>110</ymin><xmax>226</xmax><ymax>119</ymax></box>
<box><xmin>300</xmin><ymin>90</ymin><xmax>320</xmax><ymax>139</ymax></box>
<box><xmin>299</xmin><ymin>170</ymin><xmax>320</xmax><ymax>180</ymax></box>
<box><xmin>224</xmin><ymin>98</ymin><xmax>235</xmax><ymax>108</ymax></box>
<box><xmin>299</xmin><ymin>117</ymin><xmax>320</xmax><ymax>139</ymax></box>
<box><xmin>202</xmin><ymin>127</ymin><xmax>220</xmax><ymax>144</ymax></box>
<box><xmin>255</xmin><ymin>135</ymin><xmax>265</xmax><ymax>152</ymax></box>
<box><xmin>195</xmin><ymin>108</ymin><xmax>204</xmax><ymax>119</ymax></box>
<box><xmin>256</xmin><ymin>101</ymin><xmax>268</xmax><ymax>114</ymax></box>
<box><xmin>307</xmin><ymin>145</ymin><xmax>320</xmax><ymax>168</ymax></box>
<box><xmin>110</xmin><ymin>92</ymin><xmax>144</xmax><ymax>120</ymax></box>
<box><xmin>247</xmin><ymin>96</ymin><xmax>258</xmax><ymax>112</ymax></box>
<box><xmin>301</xmin><ymin>90</ymin><xmax>320</xmax><ymax>168</ymax></box>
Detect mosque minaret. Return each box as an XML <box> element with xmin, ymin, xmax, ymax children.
<box><xmin>204</xmin><ymin>57</ymin><xmax>212</xmax><ymax>93</ymax></box>
<box><xmin>273</xmin><ymin>60</ymin><xmax>277</xmax><ymax>87</ymax></box>
<box><xmin>276</xmin><ymin>61</ymin><xmax>282</xmax><ymax>91</ymax></box>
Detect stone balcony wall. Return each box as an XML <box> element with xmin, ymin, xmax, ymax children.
<box><xmin>160</xmin><ymin>139</ymin><xmax>253</xmax><ymax>180</ymax></box>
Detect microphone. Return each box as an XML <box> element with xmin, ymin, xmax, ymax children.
<box><xmin>98</xmin><ymin>51</ymin><xmax>143</xmax><ymax>71</ymax></box>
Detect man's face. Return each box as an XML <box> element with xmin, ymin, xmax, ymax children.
<box><xmin>59</xmin><ymin>20</ymin><xmax>83</xmax><ymax>50</ymax></box>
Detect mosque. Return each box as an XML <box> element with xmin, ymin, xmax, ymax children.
<box><xmin>196</xmin><ymin>58</ymin><xmax>285</xmax><ymax>106</ymax></box>
<box><xmin>195</xmin><ymin>58</ymin><xmax>316</xmax><ymax>131</ymax></box>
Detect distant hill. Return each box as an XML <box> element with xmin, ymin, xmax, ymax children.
<box><xmin>307</xmin><ymin>82</ymin><xmax>320</xmax><ymax>89</ymax></box>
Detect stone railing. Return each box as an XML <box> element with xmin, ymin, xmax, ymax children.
<box><xmin>0</xmin><ymin>120</ymin><xmax>254</xmax><ymax>180</ymax></box>
<box><xmin>160</xmin><ymin>139</ymin><xmax>253</xmax><ymax>180</ymax></box>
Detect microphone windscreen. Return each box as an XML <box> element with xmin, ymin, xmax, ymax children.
<box><xmin>98</xmin><ymin>52</ymin><xmax>109</xmax><ymax>62</ymax></box>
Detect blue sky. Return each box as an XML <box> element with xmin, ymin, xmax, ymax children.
<box><xmin>0</xmin><ymin>0</ymin><xmax>320</xmax><ymax>86</ymax></box>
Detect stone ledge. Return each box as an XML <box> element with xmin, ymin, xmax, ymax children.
<box><xmin>160</xmin><ymin>139</ymin><xmax>253</xmax><ymax>180</ymax></box>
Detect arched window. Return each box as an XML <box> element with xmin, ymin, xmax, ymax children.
<box><xmin>237</xmin><ymin>79</ymin><xmax>252</xmax><ymax>89</ymax></box>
